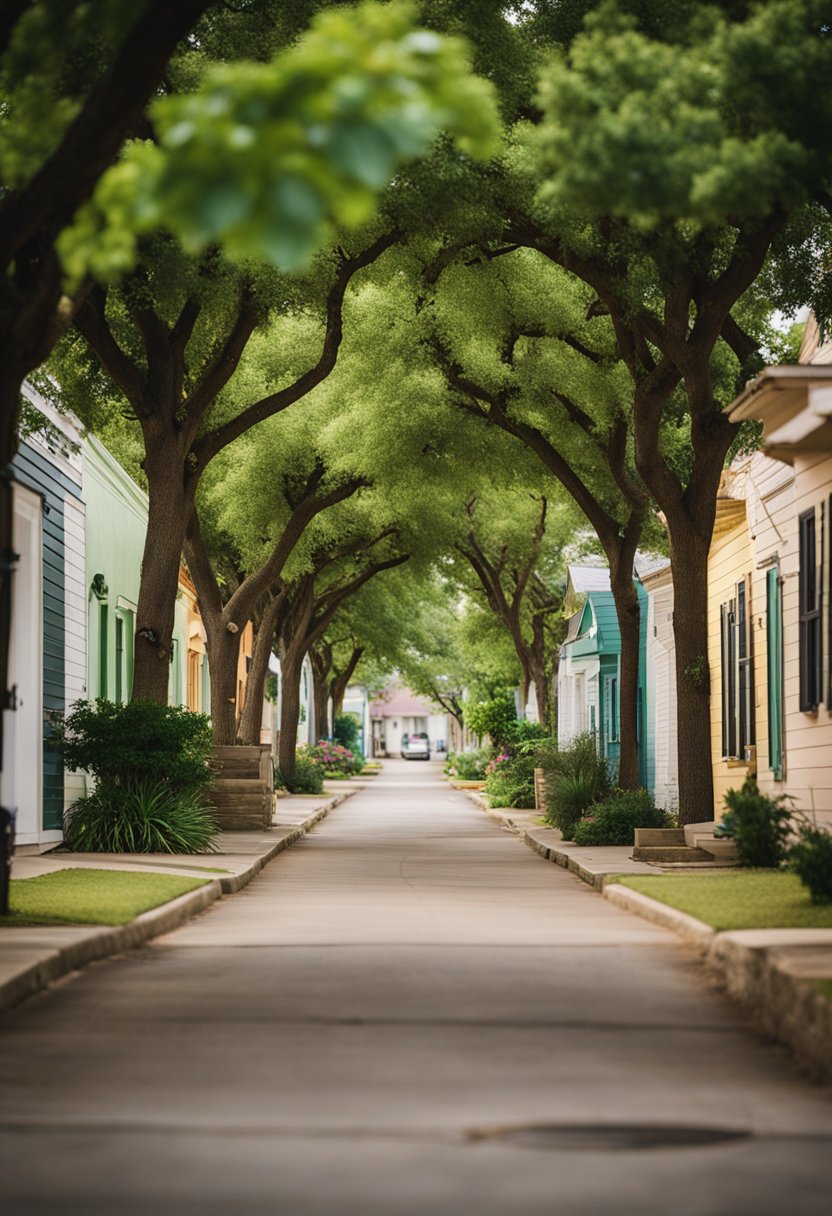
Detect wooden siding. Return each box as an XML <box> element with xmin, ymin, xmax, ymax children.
<box><xmin>645</xmin><ymin>570</ymin><xmax>678</xmax><ymax>811</ymax></box>
<box><xmin>708</xmin><ymin>508</ymin><xmax>755</xmax><ymax>819</ymax></box>
<box><xmin>13</xmin><ymin>434</ymin><xmax>84</xmax><ymax>834</ymax></box>
<box><xmin>710</xmin><ymin>450</ymin><xmax>832</xmax><ymax>828</ymax></box>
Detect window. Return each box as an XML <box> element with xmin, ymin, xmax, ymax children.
<box><xmin>798</xmin><ymin>507</ymin><xmax>822</xmax><ymax>711</ymax></box>
<box><xmin>720</xmin><ymin>577</ymin><xmax>755</xmax><ymax>760</ymax></box>
<box><xmin>766</xmin><ymin>567</ymin><xmax>784</xmax><ymax>780</ymax></box>
<box><xmin>605</xmin><ymin>674</ymin><xmax>619</xmax><ymax>743</ymax></box>
<box><xmin>98</xmin><ymin>603</ymin><xmax>108</xmax><ymax>699</ymax></box>
<box><xmin>115</xmin><ymin>615</ymin><xmax>124</xmax><ymax>703</ymax></box>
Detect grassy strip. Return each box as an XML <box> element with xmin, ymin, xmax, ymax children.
<box><xmin>0</xmin><ymin>868</ymin><xmax>209</xmax><ymax>927</ymax></box>
<box><xmin>615</xmin><ymin>870</ymin><xmax>832</xmax><ymax>931</ymax></box>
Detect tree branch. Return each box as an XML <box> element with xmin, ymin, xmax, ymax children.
<box><xmin>194</xmin><ymin>229</ymin><xmax>401</xmax><ymax>464</ymax></box>
<box><xmin>0</xmin><ymin>0</ymin><xmax>210</xmax><ymax>271</ymax></box>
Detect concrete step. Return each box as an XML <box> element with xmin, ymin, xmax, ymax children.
<box><xmin>683</xmin><ymin>819</ymin><xmax>718</xmax><ymax>848</ymax></box>
<box><xmin>632</xmin><ymin>845</ymin><xmax>716</xmax><ymax>863</ymax></box>
<box><xmin>634</xmin><ymin>828</ymin><xmax>686</xmax><ymax>848</ymax></box>
<box><xmin>696</xmin><ymin>837</ymin><xmax>740</xmax><ymax>862</ymax></box>
<box><xmin>211</xmin><ymin>779</ymin><xmax>272</xmax><ymax>794</ymax></box>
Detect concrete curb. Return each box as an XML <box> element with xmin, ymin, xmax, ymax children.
<box><xmin>603</xmin><ymin>883</ymin><xmax>717</xmax><ymax>950</ymax></box>
<box><xmin>1</xmin><ymin>789</ymin><xmax>353</xmax><ymax>1016</ymax></box>
<box><xmin>601</xmin><ymin>883</ymin><xmax>832</xmax><ymax>1082</ymax></box>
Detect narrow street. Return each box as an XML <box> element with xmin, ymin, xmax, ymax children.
<box><xmin>1</xmin><ymin>761</ymin><xmax>830</xmax><ymax>1215</ymax></box>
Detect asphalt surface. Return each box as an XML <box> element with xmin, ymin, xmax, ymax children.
<box><xmin>1</xmin><ymin>759</ymin><xmax>831</xmax><ymax>1215</ymax></box>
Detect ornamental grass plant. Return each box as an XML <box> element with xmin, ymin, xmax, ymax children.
<box><xmin>64</xmin><ymin>779</ymin><xmax>219</xmax><ymax>854</ymax></box>
<box><xmin>538</xmin><ymin>732</ymin><xmax>611</xmax><ymax>837</ymax></box>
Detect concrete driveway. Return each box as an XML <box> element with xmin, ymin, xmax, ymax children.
<box><xmin>0</xmin><ymin>759</ymin><xmax>830</xmax><ymax>1214</ymax></box>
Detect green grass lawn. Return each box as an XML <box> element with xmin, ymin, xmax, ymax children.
<box><xmin>0</xmin><ymin>868</ymin><xmax>210</xmax><ymax>927</ymax></box>
<box><xmin>615</xmin><ymin>870</ymin><xmax>832</xmax><ymax>931</ymax></box>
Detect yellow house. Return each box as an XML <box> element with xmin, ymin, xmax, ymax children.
<box><xmin>720</xmin><ymin>333</ymin><xmax>832</xmax><ymax>828</ymax></box>
<box><xmin>707</xmin><ymin>470</ymin><xmax>757</xmax><ymax>816</ymax></box>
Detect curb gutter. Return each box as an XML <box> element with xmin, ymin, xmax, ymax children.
<box><xmin>0</xmin><ymin>789</ymin><xmax>354</xmax><ymax>1016</ymax></box>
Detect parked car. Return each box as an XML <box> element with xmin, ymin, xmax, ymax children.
<box><xmin>403</xmin><ymin>732</ymin><xmax>431</xmax><ymax>761</ymax></box>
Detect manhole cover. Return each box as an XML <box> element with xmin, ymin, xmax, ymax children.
<box><xmin>468</xmin><ymin>1123</ymin><xmax>751</xmax><ymax>1152</ymax></box>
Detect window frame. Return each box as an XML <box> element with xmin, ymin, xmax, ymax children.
<box><xmin>798</xmin><ymin>506</ymin><xmax>822</xmax><ymax>712</ymax></box>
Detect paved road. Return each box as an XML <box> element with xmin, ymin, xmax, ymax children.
<box><xmin>1</xmin><ymin>761</ymin><xmax>831</xmax><ymax>1214</ymax></box>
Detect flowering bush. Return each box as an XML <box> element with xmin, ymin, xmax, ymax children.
<box><xmin>275</xmin><ymin>747</ymin><xmax>324</xmax><ymax>794</ymax></box>
<box><xmin>310</xmin><ymin>740</ymin><xmax>359</xmax><ymax>776</ymax></box>
<box><xmin>484</xmin><ymin>751</ymin><xmax>510</xmax><ymax>776</ymax></box>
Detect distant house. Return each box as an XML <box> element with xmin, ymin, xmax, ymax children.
<box><xmin>369</xmin><ymin>686</ymin><xmax>447</xmax><ymax>757</ymax></box>
<box><xmin>715</xmin><ymin>334</ymin><xmax>832</xmax><ymax>828</ymax></box>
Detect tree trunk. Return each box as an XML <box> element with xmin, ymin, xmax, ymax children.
<box><xmin>205</xmin><ymin>622</ymin><xmax>241</xmax><ymax>746</ymax></box>
<box><xmin>309</xmin><ymin>643</ymin><xmax>332</xmax><ymax>741</ymax></box>
<box><xmin>312</xmin><ymin>668</ymin><xmax>329</xmax><ymax>742</ymax></box>
<box><xmin>131</xmin><ymin>467</ymin><xmax>193</xmax><ymax>704</ymax></box>
<box><xmin>329</xmin><ymin>645</ymin><xmax>364</xmax><ymax>723</ymax></box>
<box><xmin>277</xmin><ymin>647</ymin><xmax>305</xmax><ymax>780</ymax></box>
<box><xmin>238</xmin><ymin>595</ymin><xmax>283</xmax><ymax>746</ymax></box>
<box><xmin>608</xmin><ymin>548</ymin><xmax>642</xmax><ymax>791</ymax></box>
<box><xmin>665</xmin><ymin>515</ymin><xmax>714</xmax><ymax>824</ymax></box>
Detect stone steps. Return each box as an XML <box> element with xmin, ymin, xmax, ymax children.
<box><xmin>632</xmin><ymin>824</ymin><xmax>739</xmax><ymax>866</ymax></box>
<box><xmin>632</xmin><ymin>845</ymin><xmax>716</xmax><ymax>863</ymax></box>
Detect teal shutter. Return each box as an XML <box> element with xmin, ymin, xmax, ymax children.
<box><xmin>766</xmin><ymin>568</ymin><xmax>783</xmax><ymax>780</ymax></box>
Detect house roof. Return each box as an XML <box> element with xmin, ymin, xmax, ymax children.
<box><xmin>370</xmin><ymin>687</ymin><xmax>436</xmax><ymax>718</ymax></box>
<box><xmin>568</xmin><ymin>565</ymin><xmax>611</xmax><ymax>593</ymax></box>
<box><xmin>728</xmin><ymin>365</ymin><xmax>832</xmax><ymax>464</ymax></box>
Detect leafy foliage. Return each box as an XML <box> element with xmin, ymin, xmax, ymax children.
<box><xmin>64</xmin><ymin>780</ymin><xmax>219</xmax><ymax>855</ymax></box>
<box><xmin>56</xmin><ymin>700</ymin><xmax>214</xmax><ymax>794</ymax></box>
<box><xmin>789</xmin><ymin>824</ymin><xmax>832</xmax><ymax>905</ymax></box>
<box><xmin>446</xmin><ymin>750</ymin><xmax>490</xmax><ymax>781</ymax></box>
<box><xmin>463</xmin><ymin>691</ymin><xmax>518</xmax><ymax>750</ymax></box>
<box><xmin>484</xmin><ymin>749</ymin><xmax>537</xmax><ymax>809</ymax></box>
<box><xmin>61</xmin><ymin>2</ymin><xmax>500</xmax><ymax>280</ymax></box>
<box><xmin>276</xmin><ymin>748</ymin><xmax>324</xmax><ymax>795</ymax></box>
<box><xmin>724</xmin><ymin>776</ymin><xmax>793</xmax><ymax>869</ymax></box>
<box><xmin>333</xmin><ymin>712</ymin><xmax>361</xmax><ymax>750</ymax></box>
<box><xmin>572</xmin><ymin>789</ymin><xmax>669</xmax><ymax>847</ymax></box>
<box><xmin>539</xmin><ymin>732</ymin><xmax>612</xmax><ymax>837</ymax></box>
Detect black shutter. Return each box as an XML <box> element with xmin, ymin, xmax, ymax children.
<box><xmin>799</xmin><ymin>507</ymin><xmax>821</xmax><ymax>711</ymax></box>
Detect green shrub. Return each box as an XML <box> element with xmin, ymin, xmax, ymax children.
<box><xmin>539</xmin><ymin>732</ymin><xmax>611</xmax><ymax>836</ymax></box>
<box><xmin>443</xmin><ymin>751</ymin><xmax>457</xmax><ymax>775</ymax></box>
<box><xmin>57</xmin><ymin>699</ymin><xmax>214</xmax><ymax>794</ymax></box>
<box><xmin>484</xmin><ymin>750</ymin><xmax>536</xmax><ymax>808</ymax></box>
<box><xmin>510</xmin><ymin>719</ymin><xmax>550</xmax><ymax>749</ymax></box>
<box><xmin>790</xmin><ymin>824</ymin><xmax>832</xmax><ymax>904</ymax></box>
<box><xmin>275</xmin><ymin>750</ymin><xmax>324</xmax><ymax>795</ymax></box>
<box><xmin>572</xmin><ymin>788</ymin><xmax>670</xmax><ymax>847</ymax></box>
<box><xmin>463</xmin><ymin>692</ymin><xmax>517</xmax><ymax>750</ymax></box>
<box><xmin>452</xmin><ymin>750</ymin><xmax>490</xmax><ymax>781</ymax></box>
<box><xmin>333</xmin><ymin>712</ymin><xmax>361</xmax><ymax>751</ymax></box>
<box><xmin>724</xmin><ymin>776</ymin><xmax>792</xmax><ymax>868</ymax></box>
<box><xmin>64</xmin><ymin>779</ymin><xmax>219</xmax><ymax>854</ymax></box>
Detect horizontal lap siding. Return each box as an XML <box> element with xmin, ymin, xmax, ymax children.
<box><xmin>14</xmin><ymin>437</ymin><xmax>83</xmax><ymax>833</ymax></box>
<box><xmin>708</xmin><ymin>517</ymin><xmax>754</xmax><ymax>817</ymax></box>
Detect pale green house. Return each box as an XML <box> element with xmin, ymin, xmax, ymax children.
<box><xmin>83</xmin><ymin>434</ymin><xmax>208</xmax><ymax>712</ymax></box>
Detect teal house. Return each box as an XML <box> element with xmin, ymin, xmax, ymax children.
<box><xmin>557</xmin><ymin>565</ymin><xmax>650</xmax><ymax>787</ymax></box>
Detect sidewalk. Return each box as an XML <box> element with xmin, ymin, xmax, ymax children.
<box><xmin>468</xmin><ymin>789</ymin><xmax>832</xmax><ymax>1082</ymax></box>
<box><xmin>0</xmin><ymin>784</ymin><xmax>356</xmax><ymax>1014</ymax></box>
